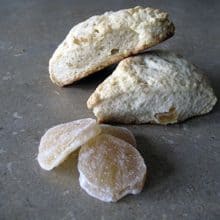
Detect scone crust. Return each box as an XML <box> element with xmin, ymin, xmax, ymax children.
<box><xmin>87</xmin><ymin>50</ymin><xmax>217</xmax><ymax>124</ymax></box>
<box><xmin>49</xmin><ymin>6</ymin><xmax>175</xmax><ymax>86</ymax></box>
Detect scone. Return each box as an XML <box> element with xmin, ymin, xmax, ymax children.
<box><xmin>49</xmin><ymin>6</ymin><xmax>175</xmax><ymax>86</ymax></box>
<box><xmin>87</xmin><ymin>50</ymin><xmax>217</xmax><ymax>124</ymax></box>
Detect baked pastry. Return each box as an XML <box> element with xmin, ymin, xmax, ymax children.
<box><xmin>87</xmin><ymin>50</ymin><xmax>217</xmax><ymax>124</ymax></box>
<box><xmin>49</xmin><ymin>6</ymin><xmax>175</xmax><ymax>86</ymax></box>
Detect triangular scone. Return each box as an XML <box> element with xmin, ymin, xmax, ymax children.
<box><xmin>49</xmin><ymin>6</ymin><xmax>175</xmax><ymax>86</ymax></box>
<box><xmin>87</xmin><ymin>50</ymin><xmax>217</xmax><ymax>124</ymax></box>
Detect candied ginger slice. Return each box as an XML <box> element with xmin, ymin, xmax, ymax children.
<box><xmin>78</xmin><ymin>134</ymin><xmax>146</xmax><ymax>202</ymax></box>
<box><xmin>100</xmin><ymin>124</ymin><xmax>136</xmax><ymax>147</ymax></box>
<box><xmin>38</xmin><ymin>118</ymin><xmax>100</xmax><ymax>170</ymax></box>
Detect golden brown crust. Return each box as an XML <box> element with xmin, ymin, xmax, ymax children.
<box><xmin>154</xmin><ymin>107</ymin><xmax>178</xmax><ymax>124</ymax></box>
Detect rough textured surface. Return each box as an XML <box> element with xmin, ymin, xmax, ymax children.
<box><xmin>0</xmin><ymin>0</ymin><xmax>220</xmax><ymax>219</ymax></box>
<box><xmin>78</xmin><ymin>134</ymin><xmax>146</xmax><ymax>202</ymax></box>
<box><xmin>37</xmin><ymin>118</ymin><xmax>100</xmax><ymax>170</ymax></box>
<box><xmin>88</xmin><ymin>50</ymin><xmax>217</xmax><ymax>124</ymax></box>
<box><xmin>49</xmin><ymin>6</ymin><xmax>174</xmax><ymax>86</ymax></box>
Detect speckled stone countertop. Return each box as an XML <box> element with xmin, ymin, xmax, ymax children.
<box><xmin>0</xmin><ymin>0</ymin><xmax>220</xmax><ymax>219</ymax></box>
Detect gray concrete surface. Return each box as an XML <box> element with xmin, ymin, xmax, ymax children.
<box><xmin>0</xmin><ymin>0</ymin><xmax>220</xmax><ymax>219</ymax></box>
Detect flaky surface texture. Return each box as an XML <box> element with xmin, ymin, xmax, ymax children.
<box><xmin>37</xmin><ymin>118</ymin><xmax>100</xmax><ymax>170</ymax></box>
<box><xmin>78</xmin><ymin>134</ymin><xmax>146</xmax><ymax>202</ymax></box>
<box><xmin>49</xmin><ymin>6</ymin><xmax>175</xmax><ymax>86</ymax></box>
<box><xmin>87</xmin><ymin>50</ymin><xmax>217</xmax><ymax>124</ymax></box>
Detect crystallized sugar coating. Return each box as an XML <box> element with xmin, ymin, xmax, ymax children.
<box><xmin>49</xmin><ymin>6</ymin><xmax>175</xmax><ymax>86</ymax></box>
<box><xmin>78</xmin><ymin>134</ymin><xmax>146</xmax><ymax>202</ymax></box>
<box><xmin>87</xmin><ymin>50</ymin><xmax>217</xmax><ymax>124</ymax></box>
<box><xmin>100</xmin><ymin>124</ymin><xmax>136</xmax><ymax>147</ymax></box>
<box><xmin>37</xmin><ymin>118</ymin><xmax>101</xmax><ymax>170</ymax></box>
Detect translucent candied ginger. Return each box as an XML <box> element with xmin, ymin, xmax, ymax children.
<box><xmin>38</xmin><ymin>118</ymin><xmax>100</xmax><ymax>170</ymax></box>
<box><xmin>78</xmin><ymin>134</ymin><xmax>146</xmax><ymax>202</ymax></box>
